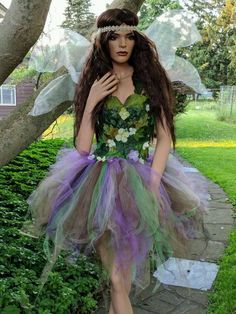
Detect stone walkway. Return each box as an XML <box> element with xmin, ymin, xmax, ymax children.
<box><xmin>96</xmin><ymin>154</ymin><xmax>235</xmax><ymax>314</ymax></box>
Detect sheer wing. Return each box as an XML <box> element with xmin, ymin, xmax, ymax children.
<box><xmin>144</xmin><ymin>9</ymin><xmax>206</xmax><ymax>93</ymax></box>
<box><xmin>29</xmin><ymin>27</ymin><xmax>91</xmax><ymax>82</ymax></box>
<box><xmin>28</xmin><ymin>28</ymin><xmax>91</xmax><ymax>116</ymax></box>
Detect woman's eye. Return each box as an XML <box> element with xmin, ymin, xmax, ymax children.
<box><xmin>128</xmin><ymin>35</ymin><xmax>135</xmax><ymax>40</ymax></box>
<box><xmin>109</xmin><ymin>35</ymin><xmax>117</xmax><ymax>41</ymax></box>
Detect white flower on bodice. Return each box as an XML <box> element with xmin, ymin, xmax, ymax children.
<box><xmin>107</xmin><ymin>139</ymin><xmax>116</xmax><ymax>148</ymax></box>
<box><xmin>142</xmin><ymin>141</ymin><xmax>149</xmax><ymax>149</ymax></box>
<box><xmin>115</xmin><ymin>128</ymin><xmax>130</xmax><ymax>143</ymax></box>
<box><xmin>119</xmin><ymin>107</ymin><xmax>130</xmax><ymax>120</ymax></box>
<box><xmin>129</xmin><ymin>127</ymin><xmax>136</xmax><ymax>135</ymax></box>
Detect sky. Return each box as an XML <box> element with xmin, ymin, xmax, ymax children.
<box><xmin>1</xmin><ymin>0</ymin><xmax>191</xmax><ymax>32</ymax></box>
<box><xmin>1</xmin><ymin>0</ymin><xmax>113</xmax><ymax>30</ymax></box>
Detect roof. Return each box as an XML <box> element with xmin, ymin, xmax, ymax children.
<box><xmin>0</xmin><ymin>2</ymin><xmax>7</xmax><ymax>19</ymax></box>
<box><xmin>0</xmin><ymin>3</ymin><xmax>7</xmax><ymax>12</ymax></box>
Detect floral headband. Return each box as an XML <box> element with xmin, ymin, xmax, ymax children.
<box><xmin>96</xmin><ymin>24</ymin><xmax>138</xmax><ymax>35</ymax></box>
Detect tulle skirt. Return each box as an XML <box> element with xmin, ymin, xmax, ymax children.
<box><xmin>21</xmin><ymin>147</ymin><xmax>209</xmax><ymax>291</ymax></box>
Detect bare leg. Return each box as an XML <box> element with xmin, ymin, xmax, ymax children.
<box><xmin>96</xmin><ymin>231</ymin><xmax>133</xmax><ymax>314</ymax></box>
<box><xmin>121</xmin><ymin>264</ymin><xmax>132</xmax><ymax>295</ymax></box>
<box><xmin>108</xmin><ymin>264</ymin><xmax>132</xmax><ymax>314</ymax></box>
<box><xmin>108</xmin><ymin>303</ymin><xmax>115</xmax><ymax>314</ymax></box>
<box><xmin>109</xmin><ymin>263</ymin><xmax>133</xmax><ymax>314</ymax></box>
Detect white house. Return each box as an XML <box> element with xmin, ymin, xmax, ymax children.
<box><xmin>0</xmin><ymin>2</ymin><xmax>7</xmax><ymax>22</ymax></box>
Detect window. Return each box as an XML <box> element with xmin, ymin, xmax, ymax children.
<box><xmin>0</xmin><ymin>85</ymin><xmax>16</xmax><ymax>106</ymax></box>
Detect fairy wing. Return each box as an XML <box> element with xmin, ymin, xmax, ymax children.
<box><xmin>28</xmin><ymin>28</ymin><xmax>91</xmax><ymax>116</ymax></box>
<box><xmin>144</xmin><ymin>9</ymin><xmax>207</xmax><ymax>94</ymax></box>
<box><xmin>29</xmin><ymin>27</ymin><xmax>91</xmax><ymax>83</ymax></box>
<box><xmin>28</xmin><ymin>74</ymin><xmax>76</xmax><ymax>116</ymax></box>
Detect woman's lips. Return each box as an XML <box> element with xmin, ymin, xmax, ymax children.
<box><xmin>117</xmin><ymin>52</ymin><xmax>128</xmax><ymax>56</ymax></box>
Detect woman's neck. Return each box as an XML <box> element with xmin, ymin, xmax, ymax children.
<box><xmin>112</xmin><ymin>62</ymin><xmax>133</xmax><ymax>77</ymax></box>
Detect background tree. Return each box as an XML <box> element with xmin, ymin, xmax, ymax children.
<box><xmin>180</xmin><ymin>0</ymin><xmax>236</xmax><ymax>89</ymax></box>
<box><xmin>62</xmin><ymin>0</ymin><xmax>95</xmax><ymax>38</ymax></box>
<box><xmin>139</xmin><ymin>0</ymin><xmax>235</xmax><ymax>89</ymax></box>
<box><xmin>139</xmin><ymin>0</ymin><xmax>181</xmax><ymax>30</ymax></box>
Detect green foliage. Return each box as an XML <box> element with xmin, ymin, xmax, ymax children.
<box><xmin>174</xmin><ymin>92</ymin><xmax>189</xmax><ymax>115</ymax></box>
<box><xmin>0</xmin><ymin>139</ymin><xmax>103</xmax><ymax>313</ymax></box>
<box><xmin>8</xmin><ymin>66</ymin><xmax>37</xmax><ymax>85</ymax></box>
<box><xmin>62</xmin><ymin>0</ymin><xmax>95</xmax><ymax>38</ymax></box>
<box><xmin>139</xmin><ymin>0</ymin><xmax>181</xmax><ymax>30</ymax></box>
<box><xmin>139</xmin><ymin>0</ymin><xmax>235</xmax><ymax>89</ymax></box>
<box><xmin>8</xmin><ymin>64</ymin><xmax>55</xmax><ymax>92</ymax></box>
<box><xmin>180</xmin><ymin>0</ymin><xmax>236</xmax><ymax>88</ymax></box>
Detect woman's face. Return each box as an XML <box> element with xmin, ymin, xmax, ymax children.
<box><xmin>108</xmin><ymin>27</ymin><xmax>135</xmax><ymax>64</ymax></box>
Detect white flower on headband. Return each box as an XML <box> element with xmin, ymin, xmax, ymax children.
<box><xmin>97</xmin><ymin>25</ymin><xmax>138</xmax><ymax>34</ymax></box>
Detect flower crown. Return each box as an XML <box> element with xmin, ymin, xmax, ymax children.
<box><xmin>97</xmin><ymin>24</ymin><xmax>138</xmax><ymax>34</ymax></box>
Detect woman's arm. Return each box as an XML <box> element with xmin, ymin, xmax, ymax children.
<box><xmin>151</xmin><ymin>113</ymin><xmax>172</xmax><ymax>176</ymax></box>
<box><xmin>75</xmin><ymin>100</ymin><xmax>96</xmax><ymax>154</ymax></box>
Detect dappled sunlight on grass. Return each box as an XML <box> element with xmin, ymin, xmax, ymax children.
<box><xmin>176</xmin><ymin>140</ymin><xmax>236</xmax><ymax>148</ymax></box>
<box><xmin>42</xmin><ymin>114</ymin><xmax>73</xmax><ymax>139</ymax></box>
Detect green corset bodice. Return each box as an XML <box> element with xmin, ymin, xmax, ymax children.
<box><xmin>93</xmin><ymin>79</ymin><xmax>155</xmax><ymax>162</ymax></box>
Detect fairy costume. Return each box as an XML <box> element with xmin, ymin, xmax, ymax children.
<box><xmin>21</xmin><ymin>10</ymin><xmax>209</xmax><ymax>291</ymax></box>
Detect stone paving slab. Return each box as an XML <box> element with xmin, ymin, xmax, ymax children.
<box><xmin>170</xmin><ymin>300</ymin><xmax>206</xmax><ymax>314</ymax></box>
<box><xmin>202</xmin><ymin>241</ymin><xmax>225</xmax><ymax>261</ymax></box>
<box><xmin>96</xmin><ymin>154</ymin><xmax>235</xmax><ymax>314</ymax></box>
<box><xmin>205</xmin><ymin>223</ymin><xmax>232</xmax><ymax>242</ymax></box>
<box><xmin>133</xmin><ymin>307</ymin><xmax>156</xmax><ymax>314</ymax></box>
<box><xmin>137</xmin><ymin>296</ymin><xmax>176</xmax><ymax>313</ymax></box>
<box><xmin>169</xmin><ymin>286</ymin><xmax>208</xmax><ymax>306</ymax></box>
<box><xmin>204</xmin><ymin>210</ymin><xmax>234</xmax><ymax>224</ymax></box>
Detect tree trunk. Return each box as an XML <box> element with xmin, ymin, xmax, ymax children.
<box><xmin>0</xmin><ymin>0</ymin><xmax>145</xmax><ymax>167</ymax></box>
<box><xmin>0</xmin><ymin>0</ymin><xmax>52</xmax><ymax>86</ymax></box>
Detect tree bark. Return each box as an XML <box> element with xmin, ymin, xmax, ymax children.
<box><xmin>0</xmin><ymin>0</ymin><xmax>52</xmax><ymax>86</ymax></box>
<box><xmin>107</xmin><ymin>0</ymin><xmax>144</xmax><ymax>12</ymax></box>
<box><xmin>0</xmin><ymin>0</ymin><xmax>145</xmax><ymax>167</ymax></box>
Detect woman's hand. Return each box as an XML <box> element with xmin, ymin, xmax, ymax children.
<box><xmin>86</xmin><ymin>72</ymin><xmax>119</xmax><ymax>111</ymax></box>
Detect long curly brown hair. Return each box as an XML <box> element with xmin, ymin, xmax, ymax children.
<box><xmin>74</xmin><ymin>8</ymin><xmax>176</xmax><ymax>150</ymax></box>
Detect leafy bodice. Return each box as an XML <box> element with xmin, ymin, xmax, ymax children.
<box><xmin>93</xmin><ymin>79</ymin><xmax>155</xmax><ymax>162</ymax></box>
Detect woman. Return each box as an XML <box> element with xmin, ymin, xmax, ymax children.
<box><xmin>23</xmin><ymin>8</ymin><xmax>208</xmax><ymax>314</ymax></box>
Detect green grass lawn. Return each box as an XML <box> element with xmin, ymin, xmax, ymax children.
<box><xmin>175</xmin><ymin>108</ymin><xmax>236</xmax><ymax>314</ymax></box>
<box><xmin>175</xmin><ymin>109</ymin><xmax>236</xmax><ymax>203</ymax></box>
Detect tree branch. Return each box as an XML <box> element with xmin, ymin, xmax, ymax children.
<box><xmin>0</xmin><ymin>0</ymin><xmax>52</xmax><ymax>86</ymax></box>
<box><xmin>107</xmin><ymin>0</ymin><xmax>144</xmax><ymax>12</ymax></box>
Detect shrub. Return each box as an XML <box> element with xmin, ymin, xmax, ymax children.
<box><xmin>0</xmin><ymin>139</ymin><xmax>104</xmax><ymax>313</ymax></box>
<box><xmin>174</xmin><ymin>92</ymin><xmax>189</xmax><ymax>115</ymax></box>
